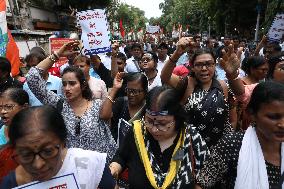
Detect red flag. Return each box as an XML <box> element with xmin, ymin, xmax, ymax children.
<box><xmin>6</xmin><ymin>31</ymin><xmax>20</xmax><ymax>76</ymax></box>
<box><xmin>119</xmin><ymin>19</ymin><xmax>125</xmax><ymax>38</ymax></box>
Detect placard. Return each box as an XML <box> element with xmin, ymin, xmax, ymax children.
<box><xmin>117</xmin><ymin>118</ymin><xmax>131</xmax><ymax>147</ymax></box>
<box><xmin>268</xmin><ymin>13</ymin><xmax>284</xmax><ymax>42</ymax></box>
<box><xmin>13</xmin><ymin>173</ymin><xmax>80</xmax><ymax>189</ymax></box>
<box><xmin>49</xmin><ymin>38</ymin><xmax>74</xmax><ymax>66</ymax></box>
<box><xmin>146</xmin><ymin>25</ymin><xmax>160</xmax><ymax>34</ymax></box>
<box><xmin>76</xmin><ymin>9</ymin><xmax>111</xmax><ymax>55</ymax></box>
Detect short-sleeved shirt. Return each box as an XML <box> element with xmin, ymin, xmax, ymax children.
<box><xmin>23</xmin><ymin>74</ymin><xmax>63</xmax><ymax>106</ymax></box>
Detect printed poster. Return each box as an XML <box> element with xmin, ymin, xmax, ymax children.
<box><xmin>146</xmin><ymin>25</ymin><xmax>160</xmax><ymax>34</ymax></box>
<box><xmin>117</xmin><ymin>118</ymin><xmax>131</xmax><ymax>147</ymax></box>
<box><xmin>76</xmin><ymin>9</ymin><xmax>111</xmax><ymax>55</ymax></box>
<box><xmin>13</xmin><ymin>173</ymin><xmax>80</xmax><ymax>189</ymax></box>
<box><xmin>268</xmin><ymin>13</ymin><xmax>284</xmax><ymax>42</ymax></box>
<box><xmin>49</xmin><ymin>38</ymin><xmax>74</xmax><ymax>66</ymax></box>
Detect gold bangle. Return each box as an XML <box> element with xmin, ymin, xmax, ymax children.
<box><xmin>107</xmin><ymin>95</ymin><xmax>115</xmax><ymax>103</ymax></box>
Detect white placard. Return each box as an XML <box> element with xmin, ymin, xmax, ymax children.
<box><xmin>117</xmin><ymin>118</ymin><xmax>131</xmax><ymax>147</ymax></box>
<box><xmin>146</xmin><ymin>25</ymin><xmax>160</xmax><ymax>34</ymax></box>
<box><xmin>268</xmin><ymin>13</ymin><xmax>284</xmax><ymax>42</ymax></box>
<box><xmin>13</xmin><ymin>173</ymin><xmax>80</xmax><ymax>189</ymax></box>
<box><xmin>76</xmin><ymin>9</ymin><xmax>111</xmax><ymax>55</ymax></box>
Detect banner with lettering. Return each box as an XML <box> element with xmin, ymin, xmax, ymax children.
<box><xmin>49</xmin><ymin>38</ymin><xmax>74</xmax><ymax>66</ymax></box>
<box><xmin>76</xmin><ymin>9</ymin><xmax>111</xmax><ymax>55</ymax></box>
<box><xmin>268</xmin><ymin>13</ymin><xmax>284</xmax><ymax>42</ymax></box>
<box><xmin>13</xmin><ymin>173</ymin><xmax>80</xmax><ymax>189</ymax></box>
<box><xmin>146</xmin><ymin>25</ymin><xmax>160</xmax><ymax>34</ymax></box>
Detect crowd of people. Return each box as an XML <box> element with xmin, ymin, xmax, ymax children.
<box><xmin>0</xmin><ymin>33</ymin><xmax>284</xmax><ymax>189</ymax></box>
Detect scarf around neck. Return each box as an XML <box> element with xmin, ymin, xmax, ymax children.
<box><xmin>235</xmin><ymin>126</ymin><xmax>284</xmax><ymax>189</ymax></box>
<box><xmin>133</xmin><ymin>120</ymin><xmax>196</xmax><ymax>189</ymax></box>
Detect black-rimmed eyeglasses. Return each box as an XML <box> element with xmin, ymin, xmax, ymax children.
<box><xmin>13</xmin><ymin>145</ymin><xmax>60</xmax><ymax>164</ymax></box>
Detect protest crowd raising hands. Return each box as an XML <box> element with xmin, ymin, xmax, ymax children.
<box><xmin>0</xmin><ymin>2</ymin><xmax>284</xmax><ymax>189</ymax></box>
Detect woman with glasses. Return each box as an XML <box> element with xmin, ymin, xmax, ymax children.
<box><xmin>0</xmin><ymin>105</ymin><xmax>115</xmax><ymax>189</ymax></box>
<box><xmin>26</xmin><ymin>41</ymin><xmax>117</xmax><ymax>163</ymax></box>
<box><xmin>232</xmin><ymin>56</ymin><xmax>269</xmax><ymax>130</ymax></box>
<box><xmin>221</xmin><ymin>51</ymin><xmax>284</xmax><ymax>128</ymax></box>
<box><xmin>140</xmin><ymin>52</ymin><xmax>162</xmax><ymax>91</ymax></box>
<box><xmin>241</xmin><ymin>56</ymin><xmax>268</xmax><ymax>85</ymax></box>
<box><xmin>196</xmin><ymin>81</ymin><xmax>284</xmax><ymax>189</ymax></box>
<box><xmin>0</xmin><ymin>88</ymin><xmax>29</xmax><ymax>182</ymax></box>
<box><xmin>110</xmin><ymin>86</ymin><xmax>209</xmax><ymax>189</ymax></box>
<box><xmin>102</xmin><ymin>72</ymin><xmax>148</xmax><ymax>142</ymax></box>
<box><xmin>161</xmin><ymin>37</ymin><xmax>232</xmax><ymax>148</ymax></box>
<box><xmin>0</xmin><ymin>88</ymin><xmax>29</xmax><ymax>145</ymax></box>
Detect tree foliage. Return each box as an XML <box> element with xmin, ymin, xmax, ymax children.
<box><xmin>158</xmin><ymin>0</ymin><xmax>283</xmax><ymax>39</ymax></box>
<box><xmin>63</xmin><ymin>0</ymin><xmax>112</xmax><ymax>10</ymax></box>
<box><xmin>113</xmin><ymin>3</ymin><xmax>147</xmax><ymax>33</ymax></box>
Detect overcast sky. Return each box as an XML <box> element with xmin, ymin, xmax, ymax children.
<box><xmin>120</xmin><ymin>0</ymin><xmax>164</xmax><ymax>19</ymax></box>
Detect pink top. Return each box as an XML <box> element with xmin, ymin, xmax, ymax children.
<box><xmin>235</xmin><ymin>83</ymin><xmax>258</xmax><ymax>107</ymax></box>
<box><xmin>88</xmin><ymin>77</ymin><xmax>107</xmax><ymax>100</ymax></box>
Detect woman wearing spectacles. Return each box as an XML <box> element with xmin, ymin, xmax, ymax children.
<box><xmin>231</xmin><ymin>56</ymin><xmax>269</xmax><ymax>130</ymax></box>
<box><xmin>0</xmin><ymin>105</ymin><xmax>115</xmax><ymax>189</ymax></box>
<box><xmin>221</xmin><ymin>51</ymin><xmax>284</xmax><ymax>130</ymax></box>
<box><xmin>26</xmin><ymin>41</ymin><xmax>117</xmax><ymax>163</ymax></box>
<box><xmin>161</xmin><ymin>37</ymin><xmax>232</xmax><ymax>148</ymax></box>
<box><xmin>241</xmin><ymin>56</ymin><xmax>268</xmax><ymax>85</ymax></box>
<box><xmin>110</xmin><ymin>86</ymin><xmax>209</xmax><ymax>189</ymax></box>
<box><xmin>0</xmin><ymin>88</ymin><xmax>29</xmax><ymax>146</ymax></box>
<box><xmin>0</xmin><ymin>88</ymin><xmax>29</xmax><ymax>182</ymax></box>
<box><xmin>102</xmin><ymin>72</ymin><xmax>148</xmax><ymax>142</ymax></box>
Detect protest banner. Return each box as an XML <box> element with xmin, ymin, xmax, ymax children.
<box><xmin>268</xmin><ymin>13</ymin><xmax>284</xmax><ymax>42</ymax></box>
<box><xmin>146</xmin><ymin>25</ymin><xmax>160</xmax><ymax>34</ymax></box>
<box><xmin>13</xmin><ymin>173</ymin><xmax>80</xmax><ymax>189</ymax></box>
<box><xmin>117</xmin><ymin>118</ymin><xmax>131</xmax><ymax>147</ymax></box>
<box><xmin>48</xmin><ymin>38</ymin><xmax>75</xmax><ymax>77</ymax></box>
<box><xmin>76</xmin><ymin>9</ymin><xmax>111</xmax><ymax>55</ymax></box>
<box><xmin>49</xmin><ymin>38</ymin><xmax>74</xmax><ymax>66</ymax></box>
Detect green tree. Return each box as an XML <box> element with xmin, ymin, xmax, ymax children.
<box><xmin>64</xmin><ymin>0</ymin><xmax>112</xmax><ymax>10</ymax></box>
<box><xmin>114</xmin><ymin>3</ymin><xmax>147</xmax><ymax>33</ymax></box>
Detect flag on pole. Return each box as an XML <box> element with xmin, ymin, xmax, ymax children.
<box><xmin>0</xmin><ymin>0</ymin><xmax>20</xmax><ymax>76</ymax></box>
<box><xmin>119</xmin><ymin>19</ymin><xmax>125</xmax><ymax>38</ymax></box>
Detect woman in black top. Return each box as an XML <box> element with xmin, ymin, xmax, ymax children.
<box><xmin>104</xmin><ymin>72</ymin><xmax>148</xmax><ymax>142</ymax></box>
<box><xmin>161</xmin><ymin>37</ymin><xmax>232</xmax><ymax>148</ymax></box>
<box><xmin>110</xmin><ymin>86</ymin><xmax>209</xmax><ymax>189</ymax></box>
<box><xmin>196</xmin><ymin>81</ymin><xmax>284</xmax><ymax>189</ymax></box>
